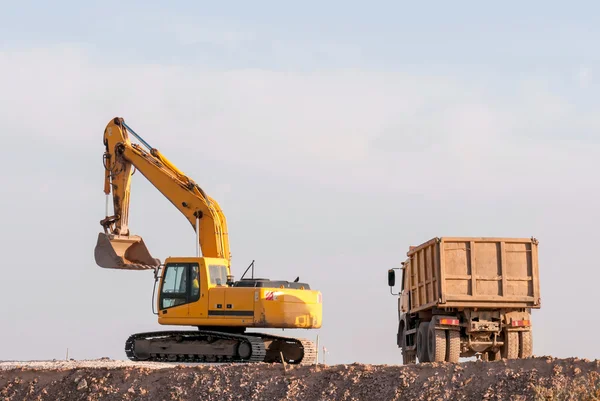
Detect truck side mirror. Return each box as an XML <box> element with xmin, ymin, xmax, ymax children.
<box><xmin>388</xmin><ymin>269</ymin><xmax>396</xmax><ymax>287</ymax></box>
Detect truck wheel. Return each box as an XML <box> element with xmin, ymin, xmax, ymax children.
<box><xmin>417</xmin><ymin>322</ymin><xmax>430</xmax><ymax>363</ymax></box>
<box><xmin>446</xmin><ymin>330</ymin><xmax>460</xmax><ymax>363</ymax></box>
<box><xmin>502</xmin><ymin>331</ymin><xmax>519</xmax><ymax>359</ymax></box>
<box><xmin>519</xmin><ymin>330</ymin><xmax>533</xmax><ymax>358</ymax></box>
<box><xmin>427</xmin><ymin>323</ymin><xmax>447</xmax><ymax>362</ymax></box>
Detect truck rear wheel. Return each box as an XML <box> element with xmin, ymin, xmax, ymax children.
<box><xmin>446</xmin><ymin>330</ymin><xmax>460</xmax><ymax>363</ymax></box>
<box><xmin>417</xmin><ymin>322</ymin><xmax>430</xmax><ymax>363</ymax></box>
<box><xmin>502</xmin><ymin>331</ymin><xmax>519</xmax><ymax>359</ymax></box>
<box><xmin>519</xmin><ymin>330</ymin><xmax>533</xmax><ymax>358</ymax></box>
<box><xmin>427</xmin><ymin>323</ymin><xmax>447</xmax><ymax>362</ymax></box>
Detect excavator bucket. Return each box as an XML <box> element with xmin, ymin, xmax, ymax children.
<box><xmin>94</xmin><ymin>233</ymin><xmax>161</xmax><ymax>270</ymax></box>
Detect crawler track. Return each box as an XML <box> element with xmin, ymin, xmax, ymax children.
<box><xmin>246</xmin><ymin>332</ymin><xmax>317</xmax><ymax>365</ymax></box>
<box><xmin>124</xmin><ymin>330</ymin><xmax>316</xmax><ymax>365</ymax></box>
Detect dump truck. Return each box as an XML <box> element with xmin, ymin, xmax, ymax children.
<box><xmin>387</xmin><ymin>237</ymin><xmax>541</xmax><ymax>364</ymax></box>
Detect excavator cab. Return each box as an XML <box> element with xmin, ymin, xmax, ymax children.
<box><xmin>94</xmin><ymin>232</ymin><xmax>161</xmax><ymax>271</ymax></box>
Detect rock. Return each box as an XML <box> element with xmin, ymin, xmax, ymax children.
<box><xmin>77</xmin><ymin>378</ymin><xmax>88</xmax><ymax>391</ymax></box>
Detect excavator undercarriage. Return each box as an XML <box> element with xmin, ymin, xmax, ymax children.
<box><xmin>125</xmin><ymin>330</ymin><xmax>317</xmax><ymax>364</ymax></box>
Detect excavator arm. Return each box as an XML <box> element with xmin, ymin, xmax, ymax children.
<box><xmin>94</xmin><ymin>117</ymin><xmax>231</xmax><ymax>270</ymax></box>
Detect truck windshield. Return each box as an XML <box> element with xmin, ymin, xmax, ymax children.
<box><xmin>209</xmin><ymin>265</ymin><xmax>228</xmax><ymax>286</ymax></box>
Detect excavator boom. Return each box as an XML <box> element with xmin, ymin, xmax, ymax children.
<box><xmin>96</xmin><ymin>117</ymin><xmax>231</xmax><ymax>270</ymax></box>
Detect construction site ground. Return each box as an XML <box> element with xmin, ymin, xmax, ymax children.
<box><xmin>2</xmin><ymin>356</ymin><xmax>600</xmax><ymax>401</ymax></box>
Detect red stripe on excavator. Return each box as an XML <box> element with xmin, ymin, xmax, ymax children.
<box><xmin>439</xmin><ymin>318</ymin><xmax>460</xmax><ymax>325</ymax></box>
<box><xmin>511</xmin><ymin>320</ymin><xmax>531</xmax><ymax>327</ymax></box>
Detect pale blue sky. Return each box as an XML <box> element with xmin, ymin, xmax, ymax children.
<box><xmin>4</xmin><ymin>1</ymin><xmax>600</xmax><ymax>72</ymax></box>
<box><xmin>1</xmin><ymin>1</ymin><xmax>600</xmax><ymax>365</ymax></box>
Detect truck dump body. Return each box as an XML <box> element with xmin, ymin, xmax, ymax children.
<box><xmin>406</xmin><ymin>237</ymin><xmax>541</xmax><ymax>313</ymax></box>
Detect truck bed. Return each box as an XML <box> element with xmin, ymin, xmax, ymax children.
<box><xmin>405</xmin><ymin>237</ymin><xmax>541</xmax><ymax>312</ymax></box>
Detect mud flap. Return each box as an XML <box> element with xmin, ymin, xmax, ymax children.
<box><xmin>94</xmin><ymin>232</ymin><xmax>161</xmax><ymax>270</ymax></box>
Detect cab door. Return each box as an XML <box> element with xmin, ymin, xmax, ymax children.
<box><xmin>158</xmin><ymin>262</ymin><xmax>202</xmax><ymax>321</ymax></box>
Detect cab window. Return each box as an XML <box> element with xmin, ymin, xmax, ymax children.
<box><xmin>208</xmin><ymin>265</ymin><xmax>228</xmax><ymax>286</ymax></box>
<box><xmin>160</xmin><ymin>263</ymin><xmax>200</xmax><ymax>309</ymax></box>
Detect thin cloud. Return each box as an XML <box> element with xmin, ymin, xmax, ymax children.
<box><xmin>2</xmin><ymin>46</ymin><xmax>599</xmax><ymax>197</ymax></box>
<box><xmin>576</xmin><ymin>65</ymin><xmax>592</xmax><ymax>88</ymax></box>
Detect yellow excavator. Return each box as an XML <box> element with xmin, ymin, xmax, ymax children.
<box><xmin>94</xmin><ymin>117</ymin><xmax>322</xmax><ymax>364</ymax></box>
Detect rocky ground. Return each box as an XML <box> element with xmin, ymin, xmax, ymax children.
<box><xmin>1</xmin><ymin>356</ymin><xmax>599</xmax><ymax>401</ymax></box>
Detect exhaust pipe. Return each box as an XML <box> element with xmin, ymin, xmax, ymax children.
<box><xmin>94</xmin><ymin>233</ymin><xmax>161</xmax><ymax>270</ymax></box>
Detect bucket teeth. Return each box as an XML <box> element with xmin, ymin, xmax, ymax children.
<box><xmin>94</xmin><ymin>232</ymin><xmax>160</xmax><ymax>270</ymax></box>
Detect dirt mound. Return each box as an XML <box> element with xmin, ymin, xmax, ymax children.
<box><xmin>2</xmin><ymin>357</ymin><xmax>599</xmax><ymax>400</ymax></box>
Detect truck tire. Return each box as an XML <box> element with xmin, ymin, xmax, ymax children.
<box><xmin>519</xmin><ymin>330</ymin><xmax>533</xmax><ymax>358</ymax></box>
<box><xmin>502</xmin><ymin>331</ymin><xmax>519</xmax><ymax>359</ymax></box>
<box><xmin>427</xmin><ymin>323</ymin><xmax>447</xmax><ymax>362</ymax></box>
<box><xmin>446</xmin><ymin>330</ymin><xmax>460</xmax><ymax>363</ymax></box>
<box><xmin>417</xmin><ymin>322</ymin><xmax>430</xmax><ymax>363</ymax></box>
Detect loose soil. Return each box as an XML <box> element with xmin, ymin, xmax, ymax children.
<box><xmin>2</xmin><ymin>356</ymin><xmax>599</xmax><ymax>400</ymax></box>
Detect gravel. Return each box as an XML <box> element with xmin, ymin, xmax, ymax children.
<box><xmin>2</xmin><ymin>356</ymin><xmax>600</xmax><ymax>400</ymax></box>
<box><xmin>0</xmin><ymin>358</ymin><xmax>177</xmax><ymax>371</ymax></box>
